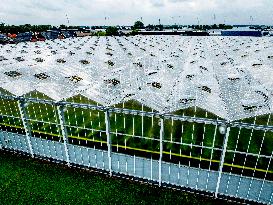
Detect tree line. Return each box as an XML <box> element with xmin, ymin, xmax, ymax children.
<box><xmin>0</xmin><ymin>21</ymin><xmax>234</xmax><ymax>36</ymax></box>
<box><xmin>0</xmin><ymin>23</ymin><xmax>82</xmax><ymax>34</ymax></box>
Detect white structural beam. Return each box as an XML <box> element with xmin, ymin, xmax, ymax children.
<box><xmin>159</xmin><ymin>118</ymin><xmax>164</xmax><ymax>186</ymax></box>
<box><xmin>17</xmin><ymin>100</ymin><xmax>34</xmax><ymax>158</ymax></box>
<box><xmin>105</xmin><ymin>109</ymin><xmax>112</xmax><ymax>176</ymax></box>
<box><xmin>56</xmin><ymin>105</ymin><xmax>70</xmax><ymax>166</ymax></box>
<box><xmin>215</xmin><ymin>125</ymin><xmax>231</xmax><ymax>198</ymax></box>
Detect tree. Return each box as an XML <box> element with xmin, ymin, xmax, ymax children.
<box><xmin>145</xmin><ymin>24</ymin><xmax>154</xmax><ymax>31</ymax></box>
<box><xmin>155</xmin><ymin>24</ymin><xmax>163</xmax><ymax>31</ymax></box>
<box><xmin>59</xmin><ymin>24</ymin><xmax>67</xmax><ymax>29</ymax></box>
<box><xmin>172</xmin><ymin>25</ymin><xmax>178</xmax><ymax>30</ymax></box>
<box><xmin>105</xmin><ymin>26</ymin><xmax>119</xmax><ymax>36</ymax></box>
<box><xmin>133</xmin><ymin>21</ymin><xmax>144</xmax><ymax>29</ymax></box>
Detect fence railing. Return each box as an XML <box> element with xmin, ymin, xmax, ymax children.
<box><xmin>0</xmin><ymin>94</ymin><xmax>272</xmax><ymax>204</ymax></box>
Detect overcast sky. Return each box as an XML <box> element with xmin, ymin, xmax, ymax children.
<box><xmin>0</xmin><ymin>0</ymin><xmax>272</xmax><ymax>26</ymax></box>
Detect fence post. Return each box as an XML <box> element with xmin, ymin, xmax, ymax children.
<box><xmin>159</xmin><ymin>117</ymin><xmax>164</xmax><ymax>186</ymax></box>
<box><xmin>56</xmin><ymin>104</ymin><xmax>70</xmax><ymax>166</ymax></box>
<box><xmin>105</xmin><ymin>109</ymin><xmax>112</xmax><ymax>176</ymax></box>
<box><xmin>215</xmin><ymin>125</ymin><xmax>230</xmax><ymax>198</ymax></box>
<box><xmin>18</xmin><ymin>99</ymin><xmax>34</xmax><ymax>158</ymax></box>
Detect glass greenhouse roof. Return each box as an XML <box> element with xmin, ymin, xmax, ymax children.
<box><xmin>0</xmin><ymin>36</ymin><xmax>272</xmax><ymax>121</ymax></box>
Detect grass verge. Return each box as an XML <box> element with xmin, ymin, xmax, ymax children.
<box><xmin>0</xmin><ymin>150</ymin><xmax>232</xmax><ymax>205</ymax></box>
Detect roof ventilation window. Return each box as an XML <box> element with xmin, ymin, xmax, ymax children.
<box><xmin>242</xmin><ymin>105</ymin><xmax>262</xmax><ymax>112</ymax></box>
<box><xmin>4</xmin><ymin>71</ymin><xmax>22</xmax><ymax>78</ymax></box>
<box><xmin>220</xmin><ymin>62</ymin><xmax>228</xmax><ymax>66</ymax></box>
<box><xmin>79</xmin><ymin>60</ymin><xmax>90</xmax><ymax>65</ymax></box>
<box><xmin>148</xmin><ymin>82</ymin><xmax>162</xmax><ymax>89</ymax></box>
<box><xmin>106</xmin><ymin>46</ymin><xmax>113</xmax><ymax>51</ymax></box>
<box><xmin>167</xmin><ymin>64</ymin><xmax>174</xmax><ymax>69</ymax></box>
<box><xmin>199</xmin><ymin>66</ymin><xmax>208</xmax><ymax>71</ymax></box>
<box><xmin>186</xmin><ymin>75</ymin><xmax>195</xmax><ymax>80</ymax></box>
<box><xmin>106</xmin><ymin>60</ymin><xmax>115</xmax><ymax>66</ymax></box>
<box><xmin>199</xmin><ymin>86</ymin><xmax>212</xmax><ymax>93</ymax></box>
<box><xmin>14</xmin><ymin>57</ymin><xmax>25</xmax><ymax>62</ymax></box>
<box><xmin>228</xmin><ymin>77</ymin><xmax>240</xmax><ymax>82</ymax></box>
<box><xmin>133</xmin><ymin>62</ymin><xmax>143</xmax><ymax>68</ymax></box>
<box><xmin>148</xmin><ymin>72</ymin><xmax>157</xmax><ymax>76</ymax></box>
<box><xmin>34</xmin><ymin>50</ymin><xmax>42</xmax><ymax>54</ymax></box>
<box><xmin>0</xmin><ymin>56</ymin><xmax>8</xmax><ymax>61</ymax></box>
<box><xmin>106</xmin><ymin>52</ymin><xmax>113</xmax><ymax>56</ymax></box>
<box><xmin>34</xmin><ymin>73</ymin><xmax>50</xmax><ymax>80</ymax></box>
<box><xmin>56</xmin><ymin>58</ymin><xmax>66</xmax><ymax>63</ymax></box>
<box><xmin>34</xmin><ymin>58</ymin><xmax>44</xmax><ymax>63</ymax></box>
<box><xmin>104</xmin><ymin>79</ymin><xmax>120</xmax><ymax>86</ymax></box>
<box><xmin>252</xmin><ymin>63</ymin><xmax>263</xmax><ymax>67</ymax></box>
<box><xmin>124</xmin><ymin>93</ymin><xmax>135</xmax><ymax>98</ymax></box>
<box><xmin>66</xmin><ymin>75</ymin><xmax>83</xmax><ymax>83</ymax></box>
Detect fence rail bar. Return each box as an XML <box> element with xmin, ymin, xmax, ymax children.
<box><xmin>215</xmin><ymin>126</ymin><xmax>231</xmax><ymax>198</ymax></box>
<box><xmin>17</xmin><ymin>100</ymin><xmax>34</xmax><ymax>157</ymax></box>
<box><xmin>105</xmin><ymin>110</ymin><xmax>112</xmax><ymax>176</ymax></box>
<box><xmin>1</xmin><ymin>95</ymin><xmax>273</xmax><ymax>132</ymax></box>
<box><xmin>159</xmin><ymin>118</ymin><xmax>164</xmax><ymax>186</ymax></box>
<box><xmin>2</xmin><ymin>119</ymin><xmax>272</xmax><ymax>161</ymax></box>
<box><xmin>56</xmin><ymin>105</ymin><xmax>70</xmax><ymax>166</ymax></box>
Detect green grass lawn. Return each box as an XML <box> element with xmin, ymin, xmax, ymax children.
<box><xmin>0</xmin><ymin>151</ymin><xmax>230</xmax><ymax>205</ymax></box>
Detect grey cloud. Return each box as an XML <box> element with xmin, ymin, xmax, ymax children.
<box><xmin>0</xmin><ymin>0</ymin><xmax>272</xmax><ymax>25</ymax></box>
<box><xmin>168</xmin><ymin>0</ymin><xmax>192</xmax><ymax>2</ymax></box>
<box><xmin>150</xmin><ymin>0</ymin><xmax>165</xmax><ymax>7</ymax></box>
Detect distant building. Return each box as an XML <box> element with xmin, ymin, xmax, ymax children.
<box><xmin>15</xmin><ymin>32</ymin><xmax>33</xmax><ymax>43</ymax></box>
<box><xmin>41</xmin><ymin>30</ymin><xmax>76</xmax><ymax>40</ymax></box>
<box><xmin>0</xmin><ymin>34</ymin><xmax>9</xmax><ymax>44</ymax></box>
<box><xmin>221</xmin><ymin>30</ymin><xmax>262</xmax><ymax>37</ymax></box>
<box><xmin>137</xmin><ymin>30</ymin><xmax>209</xmax><ymax>36</ymax></box>
<box><xmin>208</xmin><ymin>30</ymin><xmax>221</xmax><ymax>36</ymax></box>
<box><xmin>41</xmin><ymin>30</ymin><xmax>61</xmax><ymax>40</ymax></box>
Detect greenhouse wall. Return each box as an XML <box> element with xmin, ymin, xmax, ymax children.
<box><xmin>0</xmin><ymin>96</ymin><xmax>272</xmax><ymax>204</ymax></box>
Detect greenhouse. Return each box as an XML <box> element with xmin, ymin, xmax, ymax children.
<box><xmin>0</xmin><ymin>36</ymin><xmax>273</xmax><ymax>204</ymax></box>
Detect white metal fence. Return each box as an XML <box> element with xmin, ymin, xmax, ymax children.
<box><xmin>0</xmin><ymin>95</ymin><xmax>272</xmax><ymax>204</ymax></box>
